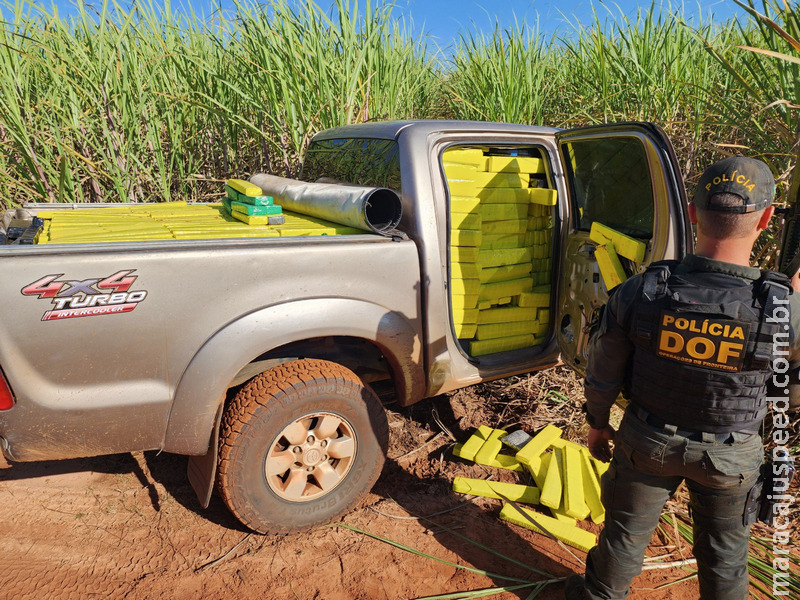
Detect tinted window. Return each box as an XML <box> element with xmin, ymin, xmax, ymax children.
<box><xmin>563</xmin><ymin>136</ymin><xmax>654</xmax><ymax>238</ymax></box>
<box><xmin>301</xmin><ymin>138</ymin><xmax>401</xmax><ymax>191</ymax></box>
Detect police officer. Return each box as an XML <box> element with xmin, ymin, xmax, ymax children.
<box><xmin>565</xmin><ymin>157</ymin><xmax>800</xmax><ymax>600</ymax></box>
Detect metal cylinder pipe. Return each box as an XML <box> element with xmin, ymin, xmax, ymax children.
<box><xmin>248</xmin><ymin>173</ymin><xmax>402</xmax><ymax>236</ymax></box>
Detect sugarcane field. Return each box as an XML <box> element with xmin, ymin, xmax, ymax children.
<box><xmin>0</xmin><ymin>0</ymin><xmax>799</xmax><ymax>599</ymax></box>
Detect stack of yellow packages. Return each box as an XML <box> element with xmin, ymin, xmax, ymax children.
<box><xmin>444</xmin><ymin>148</ymin><xmax>556</xmax><ymax>356</ymax></box>
<box><xmin>451</xmin><ymin>424</ymin><xmax>607</xmax><ymax>552</ymax></box>
<box><xmin>35</xmin><ymin>178</ymin><xmax>367</xmax><ymax>244</ymax></box>
<box><xmin>223</xmin><ymin>179</ymin><xmax>285</xmax><ymax>225</ymax></box>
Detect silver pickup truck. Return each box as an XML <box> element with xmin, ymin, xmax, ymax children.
<box><xmin>0</xmin><ymin>120</ymin><xmax>692</xmax><ymax>533</ymax></box>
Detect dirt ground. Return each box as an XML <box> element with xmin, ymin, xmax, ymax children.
<box><xmin>0</xmin><ymin>367</ymin><xmax>796</xmax><ymax>600</ymax></box>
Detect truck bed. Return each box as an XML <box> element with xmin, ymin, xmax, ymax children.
<box><xmin>2</xmin><ymin>201</ymin><xmax>366</xmax><ymax>245</ymax></box>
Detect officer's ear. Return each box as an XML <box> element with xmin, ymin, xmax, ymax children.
<box><xmin>756</xmin><ymin>205</ymin><xmax>774</xmax><ymax>231</ymax></box>
<box><xmin>688</xmin><ymin>202</ymin><xmax>698</xmax><ymax>224</ymax></box>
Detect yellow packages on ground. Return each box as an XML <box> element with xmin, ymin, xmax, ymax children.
<box><xmin>453</xmin><ymin>477</ymin><xmax>540</xmax><ymax>504</ymax></box>
<box><xmin>515</xmin><ymin>424</ymin><xmax>563</xmax><ymax>465</ymax></box>
<box><xmin>499</xmin><ymin>504</ymin><xmax>597</xmax><ymax>553</ymax></box>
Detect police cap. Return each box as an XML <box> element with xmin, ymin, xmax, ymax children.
<box><xmin>692</xmin><ymin>157</ymin><xmax>774</xmax><ymax>213</ymax></box>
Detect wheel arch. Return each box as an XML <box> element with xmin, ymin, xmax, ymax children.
<box><xmin>164</xmin><ymin>298</ymin><xmax>424</xmax><ymax>456</ymax></box>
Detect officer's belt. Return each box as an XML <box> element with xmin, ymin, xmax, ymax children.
<box><xmin>630</xmin><ymin>405</ymin><xmax>758</xmax><ymax>441</ymax></box>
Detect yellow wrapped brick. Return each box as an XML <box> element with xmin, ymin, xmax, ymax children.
<box><xmin>451</xmin><ymin>229</ymin><xmax>482</xmax><ymax>247</ymax></box>
<box><xmin>478</xmin><ymin>278</ymin><xmax>533</xmax><ymax>302</ymax></box>
<box><xmin>480</xmin><ymin>204</ymin><xmax>529</xmax><ymax>222</ymax></box>
<box><xmin>538</xmin><ymin>308</ymin><xmax>550</xmax><ymax>323</ymax></box>
<box><xmin>590</xmin><ymin>222</ymin><xmax>646</xmax><ymax>262</ymax></box>
<box><xmin>455</xmin><ymin>322</ymin><xmax>477</xmax><ymax>339</ymax></box>
<box><xmin>481</xmin><ymin>233</ymin><xmax>526</xmax><ymax>249</ymax></box>
<box><xmin>594</xmin><ymin>244</ymin><xmax>627</xmax><ymax>290</ymax></box>
<box><xmin>451</xmin><ymin>212</ymin><xmax>482</xmax><ymax>230</ymax></box>
<box><xmin>442</xmin><ymin>148</ymin><xmax>487</xmax><ymax>167</ymax></box>
<box><xmin>482</xmin><ymin>220</ymin><xmax>528</xmax><ymax>235</ymax></box>
<box><xmin>452</xmin><ymin>425</ymin><xmax>493</xmax><ymax>461</ymax></box>
<box><xmin>478</xmin><ymin>307</ymin><xmax>538</xmax><ymax>324</ymax></box>
<box><xmin>453</xmin><ymin>308</ymin><xmax>478</xmax><ymax>324</ymax></box>
<box><xmin>580</xmin><ymin>448</ymin><xmax>605</xmax><ymax>523</ymax></box>
<box><xmin>516</xmin><ymin>424</ymin><xmax>563</xmax><ymax>466</ymax></box>
<box><xmin>444</xmin><ymin>166</ymin><xmax>530</xmax><ymax>188</ymax></box>
<box><xmin>475</xmin><ymin>188</ymin><xmax>531</xmax><ymax>203</ymax></box>
<box><xmin>478</xmin><ymin>301</ymin><xmax>492</xmax><ymax>311</ymax></box>
<box><xmin>540</xmin><ymin>447</ymin><xmax>564</xmax><ymax>509</ymax></box>
<box><xmin>451</xmin><ymin>278</ymin><xmax>480</xmax><ymax>295</ymax></box>
<box><xmin>529</xmin><ymin>188</ymin><xmax>558</xmax><ymax>206</ymax></box>
<box><xmin>453</xmin><ymin>477</ymin><xmax>540</xmax><ymax>504</ymax></box>
<box><xmin>529</xmin><ymin>203</ymin><xmax>551</xmax><ymax>218</ymax></box>
<box><xmin>563</xmin><ymin>444</ymin><xmax>591</xmax><ymax>520</ymax></box>
<box><xmin>451</xmin><ymin>197</ymin><xmax>482</xmax><ymax>213</ymax></box>
<box><xmin>477</xmin><ymin>321</ymin><xmax>540</xmax><ymax>341</ymax></box>
<box><xmin>452</xmin><ymin>262</ymin><xmax>480</xmax><ymax>279</ymax></box>
<box><xmin>470</xmin><ymin>334</ymin><xmax>535</xmax><ymax>356</ymax></box>
<box><xmin>518</xmin><ymin>290</ymin><xmax>550</xmax><ymax>308</ymax></box>
<box><xmin>487</xmin><ymin>155</ymin><xmax>545</xmax><ymax>174</ymax></box>
<box><xmin>499</xmin><ymin>504</ymin><xmax>597</xmax><ymax>552</ymax></box>
<box><xmin>478</xmin><ymin>248</ymin><xmax>533</xmax><ymax>268</ymax></box>
<box><xmin>227</xmin><ymin>178</ymin><xmax>263</xmax><ymax>197</ymax></box>
<box><xmin>452</xmin><ymin>246</ymin><xmax>479</xmax><ymax>263</ymax></box>
<box><xmin>451</xmin><ymin>293</ymin><xmax>478</xmax><ymax>311</ymax></box>
<box><xmin>474</xmin><ymin>428</ymin><xmax>507</xmax><ymax>465</ymax></box>
<box><xmin>527</xmin><ymin>215</ymin><xmax>552</xmax><ymax>229</ymax></box>
<box><xmin>527</xmin><ymin>455</ymin><xmax>577</xmax><ymax>524</ymax></box>
<box><xmin>497</xmin><ymin>297</ymin><xmax>513</xmax><ymax>305</ymax></box>
<box><xmin>592</xmin><ymin>456</ymin><xmax>610</xmax><ymax>479</ymax></box>
<box><xmin>480</xmin><ymin>263</ymin><xmax>532</xmax><ymax>284</ymax></box>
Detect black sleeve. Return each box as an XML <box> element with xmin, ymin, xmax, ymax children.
<box><xmin>583</xmin><ymin>278</ymin><xmax>639</xmax><ymax>429</ymax></box>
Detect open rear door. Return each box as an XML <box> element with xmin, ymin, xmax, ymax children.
<box><xmin>555</xmin><ymin>122</ymin><xmax>692</xmax><ymax>373</ymax></box>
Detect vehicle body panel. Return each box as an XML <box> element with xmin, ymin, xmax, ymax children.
<box><xmin>0</xmin><ymin>235</ymin><xmax>421</xmax><ymax>460</ymax></box>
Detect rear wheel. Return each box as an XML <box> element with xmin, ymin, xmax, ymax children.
<box><xmin>217</xmin><ymin>358</ymin><xmax>388</xmax><ymax>534</ymax></box>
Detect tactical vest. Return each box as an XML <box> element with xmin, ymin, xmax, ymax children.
<box><xmin>627</xmin><ymin>260</ymin><xmax>792</xmax><ymax>433</ymax></box>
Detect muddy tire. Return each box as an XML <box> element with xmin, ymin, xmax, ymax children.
<box><xmin>217</xmin><ymin>358</ymin><xmax>388</xmax><ymax>534</ymax></box>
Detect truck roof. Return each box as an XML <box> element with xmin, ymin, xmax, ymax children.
<box><xmin>312</xmin><ymin>120</ymin><xmax>561</xmax><ymax>142</ymax></box>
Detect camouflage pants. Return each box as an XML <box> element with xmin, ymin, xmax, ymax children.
<box><xmin>584</xmin><ymin>408</ymin><xmax>763</xmax><ymax>600</ymax></box>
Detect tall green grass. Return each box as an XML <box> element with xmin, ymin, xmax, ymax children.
<box><xmin>0</xmin><ymin>0</ymin><xmax>797</xmax><ymax>209</ymax></box>
<box><xmin>0</xmin><ymin>0</ymin><xmax>438</xmax><ymax>207</ymax></box>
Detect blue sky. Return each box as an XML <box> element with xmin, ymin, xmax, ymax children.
<box><xmin>46</xmin><ymin>0</ymin><xmax>750</xmax><ymax>48</ymax></box>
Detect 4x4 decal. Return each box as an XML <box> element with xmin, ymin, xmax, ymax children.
<box><xmin>21</xmin><ymin>270</ymin><xmax>147</xmax><ymax>321</ymax></box>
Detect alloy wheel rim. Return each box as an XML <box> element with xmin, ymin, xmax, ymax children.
<box><xmin>265</xmin><ymin>412</ymin><xmax>357</xmax><ymax>501</ymax></box>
